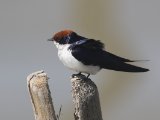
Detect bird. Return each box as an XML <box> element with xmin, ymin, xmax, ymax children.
<box><xmin>48</xmin><ymin>30</ymin><xmax>149</xmax><ymax>78</ymax></box>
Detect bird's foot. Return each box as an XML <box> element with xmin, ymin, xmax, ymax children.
<box><xmin>72</xmin><ymin>72</ymin><xmax>82</xmax><ymax>78</ymax></box>
<box><xmin>72</xmin><ymin>72</ymin><xmax>90</xmax><ymax>79</ymax></box>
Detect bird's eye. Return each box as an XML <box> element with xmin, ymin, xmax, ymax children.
<box><xmin>64</xmin><ymin>35</ymin><xmax>70</xmax><ymax>44</ymax></box>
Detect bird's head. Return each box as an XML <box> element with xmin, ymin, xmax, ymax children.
<box><xmin>48</xmin><ymin>30</ymin><xmax>74</xmax><ymax>44</ymax></box>
<box><xmin>48</xmin><ymin>30</ymin><xmax>85</xmax><ymax>45</ymax></box>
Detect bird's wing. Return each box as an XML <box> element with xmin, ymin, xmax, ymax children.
<box><xmin>71</xmin><ymin>39</ymin><xmax>149</xmax><ymax>72</ymax></box>
<box><xmin>70</xmin><ymin>39</ymin><xmax>134</xmax><ymax>62</ymax></box>
<box><xmin>70</xmin><ymin>39</ymin><xmax>105</xmax><ymax>65</ymax></box>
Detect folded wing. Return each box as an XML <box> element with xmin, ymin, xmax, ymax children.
<box><xmin>71</xmin><ymin>39</ymin><xmax>149</xmax><ymax>72</ymax></box>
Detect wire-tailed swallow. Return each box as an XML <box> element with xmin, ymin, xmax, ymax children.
<box><xmin>48</xmin><ymin>30</ymin><xmax>149</xmax><ymax>78</ymax></box>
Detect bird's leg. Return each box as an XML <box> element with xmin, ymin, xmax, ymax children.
<box><xmin>86</xmin><ymin>74</ymin><xmax>90</xmax><ymax>78</ymax></box>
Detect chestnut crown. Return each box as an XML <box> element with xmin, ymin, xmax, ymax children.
<box><xmin>49</xmin><ymin>30</ymin><xmax>85</xmax><ymax>44</ymax></box>
<box><xmin>53</xmin><ymin>30</ymin><xmax>73</xmax><ymax>42</ymax></box>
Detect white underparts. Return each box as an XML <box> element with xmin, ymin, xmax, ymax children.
<box><xmin>54</xmin><ymin>42</ymin><xmax>100</xmax><ymax>74</ymax></box>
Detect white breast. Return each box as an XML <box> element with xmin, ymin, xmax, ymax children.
<box><xmin>55</xmin><ymin>43</ymin><xmax>100</xmax><ymax>74</ymax></box>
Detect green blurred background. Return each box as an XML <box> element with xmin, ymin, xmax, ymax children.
<box><xmin>0</xmin><ymin>0</ymin><xmax>159</xmax><ymax>120</ymax></box>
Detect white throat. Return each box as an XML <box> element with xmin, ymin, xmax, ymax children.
<box><xmin>53</xmin><ymin>41</ymin><xmax>65</xmax><ymax>50</ymax></box>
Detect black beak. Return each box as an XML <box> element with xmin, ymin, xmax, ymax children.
<box><xmin>47</xmin><ymin>38</ymin><xmax>53</xmax><ymax>41</ymax></box>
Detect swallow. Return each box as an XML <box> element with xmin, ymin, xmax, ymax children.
<box><xmin>48</xmin><ymin>30</ymin><xmax>149</xmax><ymax>78</ymax></box>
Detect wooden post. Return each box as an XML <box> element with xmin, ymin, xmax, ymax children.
<box><xmin>27</xmin><ymin>70</ymin><xmax>57</xmax><ymax>120</ymax></box>
<box><xmin>71</xmin><ymin>74</ymin><xmax>103</xmax><ymax>120</ymax></box>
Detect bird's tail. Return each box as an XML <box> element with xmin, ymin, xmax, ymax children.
<box><xmin>103</xmin><ymin>62</ymin><xmax>149</xmax><ymax>72</ymax></box>
<box><xmin>129</xmin><ymin>60</ymin><xmax>150</xmax><ymax>62</ymax></box>
<box><xmin>100</xmin><ymin>51</ymin><xmax>149</xmax><ymax>72</ymax></box>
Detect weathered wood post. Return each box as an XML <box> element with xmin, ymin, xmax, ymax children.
<box><xmin>71</xmin><ymin>74</ymin><xmax>103</xmax><ymax>120</ymax></box>
<box><xmin>27</xmin><ymin>70</ymin><xmax>57</xmax><ymax>120</ymax></box>
<box><xmin>27</xmin><ymin>71</ymin><xmax>103</xmax><ymax>120</ymax></box>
